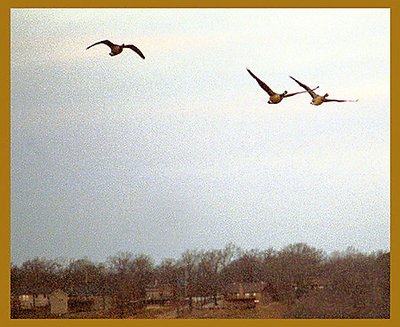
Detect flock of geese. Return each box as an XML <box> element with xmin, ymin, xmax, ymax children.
<box><xmin>86</xmin><ymin>39</ymin><xmax>359</xmax><ymax>106</ymax></box>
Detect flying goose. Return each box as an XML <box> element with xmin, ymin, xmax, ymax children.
<box><xmin>247</xmin><ymin>68</ymin><xmax>318</xmax><ymax>104</ymax></box>
<box><xmin>289</xmin><ymin>76</ymin><xmax>358</xmax><ymax>106</ymax></box>
<box><xmin>86</xmin><ymin>40</ymin><xmax>145</xmax><ymax>59</ymax></box>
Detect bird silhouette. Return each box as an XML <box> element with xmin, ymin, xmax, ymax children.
<box><xmin>289</xmin><ymin>76</ymin><xmax>358</xmax><ymax>106</ymax></box>
<box><xmin>247</xmin><ymin>68</ymin><xmax>318</xmax><ymax>104</ymax></box>
<box><xmin>86</xmin><ymin>40</ymin><xmax>145</xmax><ymax>59</ymax></box>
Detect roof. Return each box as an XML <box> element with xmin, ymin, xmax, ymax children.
<box><xmin>224</xmin><ymin>282</ymin><xmax>269</xmax><ymax>294</ymax></box>
<box><xmin>66</xmin><ymin>285</ymin><xmax>113</xmax><ymax>296</ymax></box>
<box><xmin>50</xmin><ymin>289</ymin><xmax>68</xmax><ymax>297</ymax></box>
<box><xmin>145</xmin><ymin>284</ymin><xmax>174</xmax><ymax>293</ymax></box>
<box><xmin>12</xmin><ymin>287</ymin><xmax>53</xmax><ymax>296</ymax></box>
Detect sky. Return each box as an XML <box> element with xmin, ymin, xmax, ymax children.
<box><xmin>10</xmin><ymin>8</ymin><xmax>390</xmax><ymax>265</ymax></box>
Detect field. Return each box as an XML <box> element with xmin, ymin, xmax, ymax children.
<box><xmin>75</xmin><ymin>302</ymin><xmax>288</xmax><ymax>319</ymax></box>
<box><xmin>12</xmin><ymin>302</ymin><xmax>289</xmax><ymax>319</ymax></box>
<box><xmin>173</xmin><ymin>303</ymin><xmax>289</xmax><ymax>319</ymax></box>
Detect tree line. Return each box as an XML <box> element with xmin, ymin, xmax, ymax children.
<box><xmin>11</xmin><ymin>243</ymin><xmax>389</xmax><ymax>318</ymax></box>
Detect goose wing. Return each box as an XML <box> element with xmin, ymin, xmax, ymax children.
<box><xmin>123</xmin><ymin>44</ymin><xmax>145</xmax><ymax>59</ymax></box>
<box><xmin>289</xmin><ymin>76</ymin><xmax>318</xmax><ymax>99</ymax></box>
<box><xmin>284</xmin><ymin>86</ymin><xmax>320</xmax><ymax>98</ymax></box>
<box><xmin>324</xmin><ymin>98</ymin><xmax>359</xmax><ymax>103</ymax></box>
<box><xmin>86</xmin><ymin>40</ymin><xmax>115</xmax><ymax>50</ymax></box>
<box><xmin>247</xmin><ymin>69</ymin><xmax>275</xmax><ymax>96</ymax></box>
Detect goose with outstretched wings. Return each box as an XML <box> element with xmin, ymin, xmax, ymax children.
<box><xmin>289</xmin><ymin>76</ymin><xmax>358</xmax><ymax>106</ymax></box>
<box><xmin>86</xmin><ymin>40</ymin><xmax>145</xmax><ymax>59</ymax></box>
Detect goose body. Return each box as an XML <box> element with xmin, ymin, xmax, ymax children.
<box><xmin>289</xmin><ymin>76</ymin><xmax>358</xmax><ymax>106</ymax></box>
<box><xmin>86</xmin><ymin>40</ymin><xmax>145</xmax><ymax>59</ymax></box>
<box><xmin>247</xmin><ymin>69</ymin><xmax>318</xmax><ymax>104</ymax></box>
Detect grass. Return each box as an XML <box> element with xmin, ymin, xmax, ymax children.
<box><xmin>133</xmin><ymin>302</ymin><xmax>289</xmax><ymax>319</ymax></box>
<box><xmin>11</xmin><ymin>302</ymin><xmax>290</xmax><ymax>319</ymax></box>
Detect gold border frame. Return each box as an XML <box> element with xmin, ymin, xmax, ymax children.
<box><xmin>2</xmin><ymin>1</ymin><xmax>398</xmax><ymax>326</ymax></box>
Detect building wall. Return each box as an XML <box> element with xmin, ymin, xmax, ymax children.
<box><xmin>49</xmin><ymin>290</ymin><xmax>68</xmax><ymax>315</ymax></box>
<box><xmin>146</xmin><ymin>290</ymin><xmax>161</xmax><ymax>300</ymax></box>
<box><xmin>18</xmin><ymin>295</ymin><xmax>34</xmax><ymax>309</ymax></box>
<box><xmin>18</xmin><ymin>294</ymin><xmax>49</xmax><ymax>309</ymax></box>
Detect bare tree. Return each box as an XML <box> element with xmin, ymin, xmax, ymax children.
<box><xmin>276</xmin><ymin>243</ymin><xmax>325</xmax><ymax>302</ymax></box>
<box><xmin>196</xmin><ymin>244</ymin><xmax>238</xmax><ymax>305</ymax></box>
<box><xmin>177</xmin><ymin>249</ymin><xmax>201</xmax><ymax>311</ymax></box>
<box><xmin>107</xmin><ymin>252</ymin><xmax>135</xmax><ymax>317</ymax></box>
<box><xmin>130</xmin><ymin>254</ymin><xmax>154</xmax><ymax>300</ymax></box>
<box><xmin>107</xmin><ymin>252</ymin><xmax>153</xmax><ymax>316</ymax></box>
<box><xmin>155</xmin><ymin>258</ymin><xmax>180</xmax><ymax>299</ymax></box>
<box><xmin>284</xmin><ymin>248</ymin><xmax>390</xmax><ymax>318</ymax></box>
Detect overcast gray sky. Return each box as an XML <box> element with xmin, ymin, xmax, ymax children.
<box><xmin>10</xmin><ymin>8</ymin><xmax>390</xmax><ymax>265</ymax></box>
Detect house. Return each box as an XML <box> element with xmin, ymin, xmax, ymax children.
<box><xmin>309</xmin><ymin>277</ymin><xmax>326</xmax><ymax>290</ymax></box>
<box><xmin>145</xmin><ymin>284</ymin><xmax>174</xmax><ymax>303</ymax></box>
<box><xmin>224</xmin><ymin>282</ymin><xmax>278</xmax><ymax>307</ymax></box>
<box><xmin>67</xmin><ymin>286</ymin><xmax>115</xmax><ymax>313</ymax></box>
<box><xmin>92</xmin><ymin>295</ymin><xmax>115</xmax><ymax>312</ymax></box>
<box><xmin>291</xmin><ymin>277</ymin><xmax>327</xmax><ymax>293</ymax></box>
<box><xmin>12</xmin><ymin>286</ymin><xmax>116</xmax><ymax>316</ymax></box>
<box><xmin>13</xmin><ymin>288</ymin><xmax>51</xmax><ymax>310</ymax></box>
<box><xmin>49</xmin><ymin>289</ymin><xmax>68</xmax><ymax>315</ymax></box>
<box><xmin>17</xmin><ymin>293</ymin><xmax>49</xmax><ymax>309</ymax></box>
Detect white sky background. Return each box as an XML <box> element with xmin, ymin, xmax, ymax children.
<box><xmin>10</xmin><ymin>8</ymin><xmax>390</xmax><ymax>265</ymax></box>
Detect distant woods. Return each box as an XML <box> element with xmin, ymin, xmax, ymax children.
<box><xmin>11</xmin><ymin>243</ymin><xmax>390</xmax><ymax>318</ymax></box>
